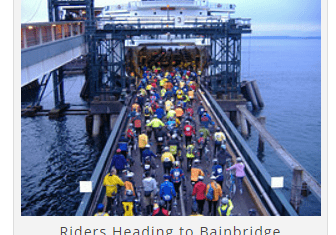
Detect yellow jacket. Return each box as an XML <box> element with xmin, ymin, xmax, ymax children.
<box><xmin>147</xmin><ymin>118</ymin><xmax>165</xmax><ymax>128</ymax></box>
<box><xmin>103</xmin><ymin>174</ymin><xmax>124</xmax><ymax>197</ymax></box>
<box><xmin>138</xmin><ymin>134</ymin><xmax>148</xmax><ymax>148</ymax></box>
<box><xmin>218</xmin><ymin>200</ymin><xmax>234</xmax><ymax>216</ymax></box>
<box><xmin>161</xmin><ymin>152</ymin><xmax>175</xmax><ymax>163</ymax></box>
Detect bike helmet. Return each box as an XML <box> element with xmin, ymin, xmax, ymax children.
<box><xmin>153</xmin><ymin>114</ymin><xmax>158</xmax><ymax>118</ymax></box>
<box><xmin>198</xmin><ymin>175</ymin><xmax>204</xmax><ymax>181</ymax></box>
<box><xmin>163</xmin><ymin>174</ymin><xmax>170</xmax><ymax>180</ymax></box>
<box><xmin>221</xmin><ymin>144</ymin><xmax>226</xmax><ymax>150</ymax></box>
<box><xmin>236</xmin><ymin>157</ymin><xmax>242</xmax><ymax>162</ymax></box>
<box><xmin>221</xmin><ymin>197</ymin><xmax>229</xmax><ymax>205</ymax></box>
<box><xmin>210</xmin><ymin>175</ymin><xmax>216</xmax><ymax>180</ymax></box>
<box><xmin>159</xmin><ymin>200</ymin><xmax>166</xmax><ymax>208</ymax></box>
<box><xmin>213</xmin><ymin>158</ymin><xmax>218</xmax><ymax>164</ymax></box>
<box><xmin>146</xmin><ymin>120</ymin><xmax>150</xmax><ymax>124</ymax></box>
<box><xmin>185</xmin><ymin>120</ymin><xmax>190</xmax><ymax>125</ymax></box>
<box><xmin>126</xmin><ymin>190</ymin><xmax>133</xmax><ymax>196</ymax></box>
<box><xmin>216</xmin><ymin>127</ymin><xmax>221</xmax><ymax>131</ymax></box>
<box><xmin>172</xmin><ymin>134</ymin><xmax>177</xmax><ymax>139</ymax></box>
<box><xmin>129</xmin><ymin>123</ymin><xmax>133</xmax><ymax>127</ymax></box>
<box><xmin>164</xmin><ymin>146</ymin><xmax>169</xmax><ymax>151</ymax></box>
<box><xmin>97</xmin><ymin>203</ymin><xmax>104</xmax><ymax>211</ymax></box>
<box><xmin>127</xmin><ymin>172</ymin><xmax>134</xmax><ymax>178</ymax></box>
<box><xmin>116</xmin><ymin>148</ymin><xmax>121</xmax><ymax>153</ymax></box>
<box><xmin>145</xmin><ymin>144</ymin><xmax>151</xmax><ymax>148</ymax></box>
<box><xmin>248</xmin><ymin>209</ymin><xmax>257</xmax><ymax>216</ymax></box>
<box><xmin>174</xmin><ymin>161</ymin><xmax>180</xmax><ymax>167</ymax></box>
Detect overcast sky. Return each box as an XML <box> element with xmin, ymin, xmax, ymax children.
<box><xmin>21</xmin><ymin>0</ymin><xmax>321</xmax><ymax>36</ymax></box>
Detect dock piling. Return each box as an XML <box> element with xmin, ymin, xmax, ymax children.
<box><xmin>246</xmin><ymin>81</ymin><xmax>260</xmax><ymax>110</ymax></box>
<box><xmin>240</xmin><ymin>113</ymin><xmax>249</xmax><ymax>137</ymax></box>
<box><xmin>257</xmin><ymin>116</ymin><xmax>266</xmax><ymax>152</ymax></box>
<box><xmin>251</xmin><ymin>80</ymin><xmax>264</xmax><ymax>108</ymax></box>
<box><xmin>92</xmin><ymin>114</ymin><xmax>101</xmax><ymax>136</ymax></box>
<box><xmin>290</xmin><ymin>166</ymin><xmax>303</xmax><ymax>213</ymax></box>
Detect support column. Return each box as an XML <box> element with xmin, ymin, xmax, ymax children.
<box><xmin>258</xmin><ymin>116</ymin><xmax>266</xmax><ymax>152</ymax></box>
<box><xmin>110</xmin><ymin>114</ymin><xmax>115</xmax><ymax>131</ymax></box>
<box><xmin>290</xmin><ymin>166</ymin><xmax>303</xmax><ymax>213</ymax></box>
<box><xmin>246</xmin><ymin>81</ymin><xmax>259</xmax><ymax>110</ymax></box>
<box><xmin>92</xmin><ymin>114</ymin><xmax>101</xmax><ymax>136</ymax></box>
<box><xmin>52</xmin><ymin>70</ymin><xmax>60</xmax><ymax>108</ymax></box>
<box><xmin>240</xmin><ymin>112</ymin><xmax>249</xmax><ymax>137</ymax></box>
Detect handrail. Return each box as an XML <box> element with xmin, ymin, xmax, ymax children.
<box><xmin>76</xmin><ymin>106</ymin><xmax>128</xmax><ymax>216</ymax></box>
<box><xmin>200</xmin><ymin>84</ymin><xmax>298</xmax><ymax>216</ymax></box>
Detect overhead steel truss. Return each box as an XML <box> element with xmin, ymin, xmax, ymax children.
<box><xmin>84</xmin><ymin>19</ymin><xmax>251</xmax><ymax>99</ymax></box>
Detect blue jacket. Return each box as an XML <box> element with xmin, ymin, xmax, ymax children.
<box><xmin>200</xmin><ymin>113</ymin><xmax>214</xmax><ymax>128</ymax></box>
<box><xmin>155</xmin><ymin>108</ymin><xmax>165</xmax><ymax>119</ymax></box>
<box><xmin>212</xmin><ymin>165</ymin><xmax>224</xmax><ymax>182</ymax></box>
<box><xmin>160</xmin><ymin>181</ymin><xmax>176</xmax><ymax>201</ymax></box>
<box><xmin>111</xmin><ymin>154</ymin><xmax>127</xmax><ymax>170</ymax></box>
<box><xmin>142</xmin><ymin>149</ymin><xmax>157</xmax><ymax>164</ymax></box>
<box><xmin>170</xmin><ymin>168</ymin><xmax>185</xmax><ymax>183</ymax></box>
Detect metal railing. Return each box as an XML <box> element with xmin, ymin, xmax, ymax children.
<box><xmin>21</xmin><ymin>21</ymin><xmax>85</xmax><ymax>49</ymax></box>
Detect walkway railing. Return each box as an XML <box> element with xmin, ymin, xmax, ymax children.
<box><xmin>21</xmin><ymin>21</ymin><xmax>85</xmax><ymax>49</ymax></box>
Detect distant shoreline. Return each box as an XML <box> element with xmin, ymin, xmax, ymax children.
<box><xmin>242</xmin><ymin>36</ymin><xmax>321</xmax><ymax>39</ymax></box>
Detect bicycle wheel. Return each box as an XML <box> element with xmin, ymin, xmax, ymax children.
<box><xmin>229</xmin><ymin>182</ymin><xmax>236</xmax><ymax>199</ymax></box>
<box><xmin>225</xmin><ymin>171</ymin><xmax>231</xmax><ymax>188</ymax></box>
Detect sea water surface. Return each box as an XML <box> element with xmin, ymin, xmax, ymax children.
<box><xmin>21</xmin><ymin>37</ymin><xmax>321</xmax><ymax>215</ymax></box>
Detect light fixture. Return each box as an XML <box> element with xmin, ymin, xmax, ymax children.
<box><xmin>28</xmin><ymin>26</ymin><xmax>33</xmax><ymax>30</ymax></box>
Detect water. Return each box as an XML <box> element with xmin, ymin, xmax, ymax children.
<box><xmin>21</xmin><ymin>76</ymin><xmax>109</xmax><ymax>216</ymax></box>
<box><xmin>241</xmin><ymin>37</ymin><xmax>321</xmax><ymax>215</ymax></box>
<box><xmin>21</xmin><ymin>38</ymin><xmax>321</xmax><ymax>216</ymax></box>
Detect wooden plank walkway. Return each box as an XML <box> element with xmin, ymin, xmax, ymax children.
<box><xmin>237</xmin><ymin>105</ymin><xmax>321</xmax><ymax>201</ymax></box>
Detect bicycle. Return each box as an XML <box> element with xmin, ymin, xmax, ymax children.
<box><xmin>225</xmin><ymin>159</ymin><xmax>236</xmax><ymax>199</ymax></box>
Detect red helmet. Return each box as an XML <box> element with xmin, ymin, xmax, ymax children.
<box><xmin>186</xmin><ymin>71</ymin><xmax>191</xmax><ymax>76</ymax></box>
<box><xmin>116</xmin><ymin>149</ymin><xmax>121</xmax><ymax>153</ymax></box>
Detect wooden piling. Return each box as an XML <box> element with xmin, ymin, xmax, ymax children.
<box><xmin>240</xmin><ymin>112</ymin><xmax>249</xmax><ymax>137</ymax></box>
<box><xmin>246</xmin><ymin>81</ymin><xmax>260</xmax><ymax>110</ymax></box>
<box><xmin>85</xmin><ymin>115</ymin><xmax>93</xmax><ymax>135</ymax></box>
<box><xmin>290</xmin><ymin>166</ymin><xmax>303</xmax><ymax>213</ymax></box>
<box><xmin>92</xmin><ymin>114</ymin><xmax>101</xmax><ymax>136</ymax></box>
<box><xmin>251</xmin><ymin>80</ymin><xmax>264</xmax><ymax>108</ymax></box>
<box><xmin>258</xmin><ymin>116</ymin><xmax>266</xmax><ymax>152</ymax></box>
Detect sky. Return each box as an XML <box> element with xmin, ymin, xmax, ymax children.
<box><xmin>20</xmin><ymin>0</ymin><xmax>321</xmax><ymax>36</ymax></box>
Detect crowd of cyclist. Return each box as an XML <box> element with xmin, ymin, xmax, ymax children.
<box><xmin>95</xmin><ymin>64</ymin><xmax>247</xmax><ymax>216</ymax></box>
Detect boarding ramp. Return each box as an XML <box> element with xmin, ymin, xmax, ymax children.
<box><xmin>21</xmin><ymin>21</ymin><xmax>87</xmax><ymax>86</ymax></box>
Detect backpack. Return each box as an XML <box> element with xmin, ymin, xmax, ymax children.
<box><xmin>144</xmin><ymin>106</ymin><xmax>150</xmax><ymax>115</ymax></box>
<box><xmin>134</xmin><ymin>119</ymin><xmax>142</xmax><ymax>128</ymax></box>
<box><xmin>201</xmin><ymin>115</ymin><xmax>209</xmax><ymax>123</ymax></box>
<box><xmin>206</xmin><ymin>184</ymin><xmax>214</xmax><ymax>201</ymax></box>
<box><xmin>122</xmin><ymin>201</ymin><xmax>134</xmax><ymax>216</ymax></box>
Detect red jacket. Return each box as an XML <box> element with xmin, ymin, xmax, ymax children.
<box><xmin>184</xmin><ymin>125</ymin><xmax>195</xmax><ymax>136</ymax></box>
<box><xmin>192</xmin><ymin>181</ymin><xmax>206</xmax><ymax>200</ymax></box>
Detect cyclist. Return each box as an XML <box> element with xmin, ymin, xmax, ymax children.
<box><xmin>145</xmin><ymin>120</ymin><xmax>153</xmax><ymax>140</ymax></box>
<box><xmin>216</xmin><ymin>144</ymin><xmax>232</xmax><ymax>170</ymax></box>
<box><xmin>170</xmin><ymin>161</ymin><xmax>185</xmax><ymax>199</ymax></box>
<box><xmin>161</xmin><ymin>147</ymin><xmax>175</xmax><ymax>174</ymax></box>
<box><xmin>138</xmin><ymin>132</ymin><xmax>148</xmax><ymax>163</ymax></box>
<box><xmin>186</xmin><ymin>142</ymin><xmax>196</xmax><ymax>171</ymax></box>
<box><xmin>155</xmin><ymin>105</ymin><xmax>166</xmax><ymax>120</ymax></box>
<box><xmin>121</xmin><ymin>190</ymin><xmax>138</xmax><ymax>216</ymax></box>
<box><xmin>142</xmin><ymin>144</ymin><xmax>157</xmax><ymax>166</ymax></box>
<box><xmin>147</xmin><ymin>114</ymin><xmax>165</xmax><ymax>139</ymax></box>
<box><xmin>111</xmin><ymin>149</ymin><xmax>127</xmax><ymax>175</ymax></box>
<box><xmin>152</xmin><ymin>200</ymin><xmax>169</xmax><ymax>216</ymax></box>
<box><xmin>103</xmin><ymin>168</ymin><xmax>124</xmax><ymax>215</ymax></box>
<box><xmin>118</xmin><ymin>134</ymin><xmax>129</xmax><ymax>158</ymax></box>
<box><xmin>143</xmin><ymin>104</ymin><xmax>153</xmax><ymax>123</ymax></box>
<box><xmin>124</xmin><ymin>172</ymin><xmax>136</xmax><ymax>196</ymax></box>
<box><xmin>196</xmin><ymin>132</ymin><xmax>206</xmax><ymax>160</ymax></box>
<box><xmin>168</xmin><ymin>134</ymin><xmax>181</xmax><ymax>162</ymax></box>
<box><xmin>197</xmin><ymin>101</ymin><xmax>206</xmax><ymax>122</ymax></box>
<box><xmin>200</xmin><ymin>111</ymin><xmax>214</xmax><ymax>128</ymax></box>
<box><xmin>155</xmin><ymin>126</ymin><xmax>166</xmax><ymax>155</ymax></box>
<box><xmin>198</xmin><ymin>125</ymin><xmax>211</xmax><ymax>140</ymax></box>
<box><xmin>94</xmin><ymin>203</ymin><xmax>109</xmax><ymax>216</ymax></box>
<box><xmin>191</xmin><ymin>175</ymin><xmax>206</xmax><ymax>215</ymax></box>
<box><xmin>133</xmin><ymin>112</ymin><xmax>142</xmax><ymax>136</ymax></box>
<box><xmin>217</xmin><ymin>197</ymin><xmax>234</xmax><ymax>216</ymax></box>
<box><xmin>159</xmin><ymin>175</ymin><xmax>176</xmax><ymax>212</ymax></box>
<box><xmin>183</xmin><ymin>120</ymin><xmax>195</xmax><ymax>147</ymax></box>
<box><xmin>175</xmin><ymin>104</ymin><xmax>184</xmax><ymax>122</ymax></box>
<box><xmin>213</xmin><ymin>127</ymin><xmax>226</xmax><ymax>155</ymax></box>
<box><xmin>212</xmin><ymin>159</ymin><xmax>224</xmax><ymax>188</ymax></box>
<box><xmin>206</xmin><ymin>175</ymin><xmax>222</xmax><ymax>216</ymax></box>
<box><xmin>142</xmin><ymin>171</ymin><xmax>158</xmax><ymax>215</ymax></box>
<box><xmin>190</xmin><ymin>159</ymin><xmax>205</xmax><ymax>186</ymax></box>
<box><xmin>226</xmin><ymin>157</ymin><xmax>246</xmax><ymax>194</ymax></box>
